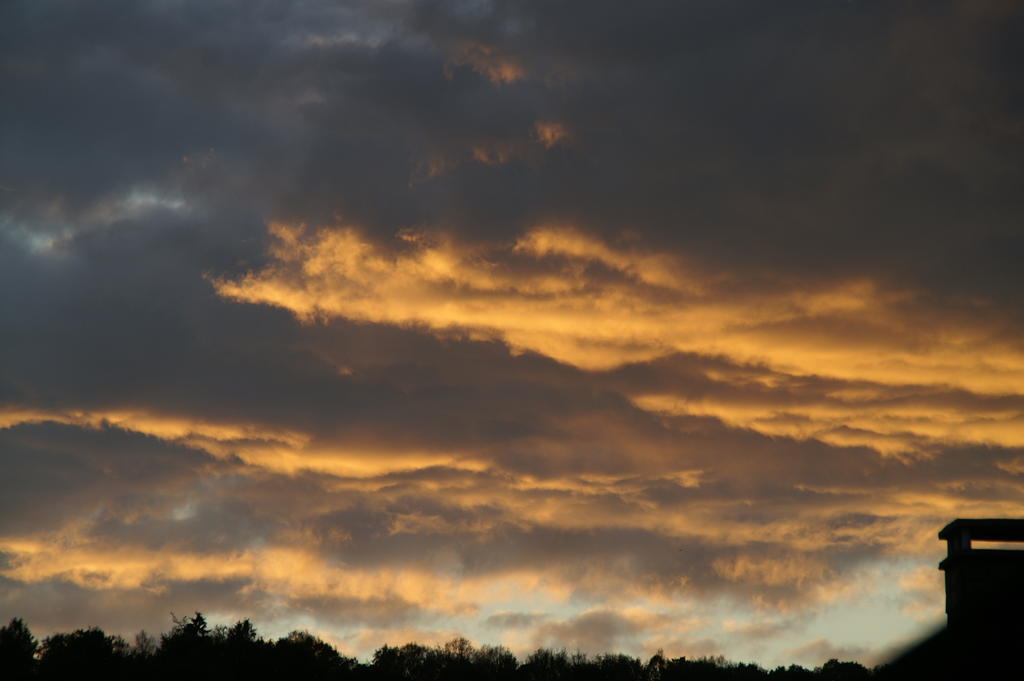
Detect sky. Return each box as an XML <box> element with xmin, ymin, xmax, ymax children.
<box><xmin>2</xmin><ymin>0</ymin><xmax>1024</xmax><ymax>669</ymax></box>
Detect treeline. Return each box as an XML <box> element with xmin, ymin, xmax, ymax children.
<box><xmin>0</xmin><ymin>613</ymin><xmax>883</xmax><ymax>681</ymax></box>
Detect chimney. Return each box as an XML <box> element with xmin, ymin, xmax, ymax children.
<box><xmin>938</xmin><ymin>518</ymin><xmax>1024</xmax><ymax>631</ymax></box>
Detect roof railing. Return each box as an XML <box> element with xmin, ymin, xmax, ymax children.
<box><xmin>938</xmin><ymin>518</ymin><xmax>1024</xmax><ymax>556</ymax></box>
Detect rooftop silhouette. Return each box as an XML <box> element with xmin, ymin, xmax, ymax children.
<box><xmin>884</xmin><ymin>518</ymin><xmax>1024</xmax><ymax>679</ymax></box>
<box><xmin>938</xmin><ymin>518</ymin><xmax>1024</xmax><ymax>630</ymax></box>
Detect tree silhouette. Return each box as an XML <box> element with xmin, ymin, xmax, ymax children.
<box><xmin>220</xmin><ymin>617</ymin><xmax>270</xmax><ymax>680</ymax></box>
<box><xmin>132</xmin><ymin>629</ymin><xmax>158</xmax><ymax>657</ymax></box>
<box><xmin>0</xmin><ymin>612</ymin><xmax>889</xmax><ymax>681</ymax></box>
<box><xmin>767</xmin><ymin>664</ymin><xmax>816</xmax><ymax>680</ymax></box>
<box><xmin>816</xmin><ymin>659</ymin><xmax>870</xmax><ymax>681</ymax></box>
<box><xmin>157</xmin><ymin>612</ymin><xmax>217</xmax><ymax>681</ymax></box>
<box><xmin>0</xmin><ymin>618</ymin><xmax>37</xmax><ymax>680</ymax></box>
<box><xmin>472</xmin><ymin>643</ymin><xmax>519</xmax><ymax>681</ymax></box>
<box><xmin>38</xmin><ymin>627</ymin><xmax>128</xmax><ymax>681</ymax></box>
<box><xmin>594</xmin><ymin>653</ymin><xmax>644</xmax><ymax>681</ymax></box>
<box><xmin>645</xmin><ymin>650</ymin><xmax>667</xmax><ymax>681</ymax></box>
<box><xmin>522</xmin><ymin>647</ymin><xmax>572</xmax><ymax>681</ymax></box>
<box><xmin>373</xmin><ymin>642</ymin><xmax>436</xmax><ymax>681</ymax></box>
<box><xmin>273</xmin><ymin>629</ymin><xmax>357</xmax><ymax>680</ymax></box>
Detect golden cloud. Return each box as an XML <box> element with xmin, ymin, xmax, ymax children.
<box><xmin>534</xmin><ymin>121</ymin><xmax>568</xmax><ymax>148</ymax></box>
<box><xmin>446</xmin><ymin>43</ymin><xmax>525</xmax><ymax>84</ymax></box>
<box><xmin>213</xmin><ymin>222</ymin><xmax>1024</xmax><ymax>402</ymax></box>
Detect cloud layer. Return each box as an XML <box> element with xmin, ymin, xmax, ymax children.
<box><xmin>3</xmin><ymin>0</ymin><xmax>1023</xmax><ymax>667</ymax></box>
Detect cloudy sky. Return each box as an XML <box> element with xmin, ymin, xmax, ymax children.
<box><xmin>3</xmin><ymin>0</ymin><xmax>1024</xmax><ymax>668</ymax></box>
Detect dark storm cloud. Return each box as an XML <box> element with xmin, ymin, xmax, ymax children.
<box><xmin>0</xmin><ymin>422</ymin><xmax>216</xmax><ymax>536</ymax></box>
<box><xmin>4</xmin><ymin>0</ymin><xmax>1023</xmax><ymax>302</ymax></box>
<box><xmin>1</xmin><ymin>0</ymin><xmax>546</xmax><ymax>236</ymax></box>
<box><xmin>408</xmin><ymin>0</ymin><xmax>1024</xmax><ymax>287</ymax></box>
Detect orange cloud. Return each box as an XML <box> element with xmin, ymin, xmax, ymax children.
<box><xmin>213</xmin><ymin>222</ymin><xmax>1024</xmax><ymax>402</ymax></box>
<box><xmin>534</xmin><ymin>121</ymin><xmax>568</xmax><ymax>148</ymax></box>
<box><xmin>630</xmin><ymin>394</ymin><xmax>1024</xmax><ymax>456</ymax></box>
<box><xmin>446</xmin><ymin>43</ymin><xmax>525</xmax><ymax>84</ymax></box>
<box><xmin>712</xmin><ymin>555</ymin><xmax>830</xmax><ymax>589</ymax></box>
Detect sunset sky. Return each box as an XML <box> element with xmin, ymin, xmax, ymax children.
<box><xmin>3</xmin><ymin>0</ymin><xmax>1024</xmax><ymax>669</ymax></box>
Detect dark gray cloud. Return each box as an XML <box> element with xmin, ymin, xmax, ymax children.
<box><xmin>530</xmin><ymin>610</ymin><xmax>652</xmax><ymax>655</ymax></box>
<box><xmin>0</xmin><ymin>422</ymin><xmax>215</xmax><ymax>536</ymax></box>
<box><xmin>4</xmin><ymin>0</ymin><xmax>1021</xmax><ymax>293</ymax></box>
<box><xmin>484</xmin><ymin>611</ymin><xmax>547</xmax><ymax>630</ymax></box>
<box><xmin>0</xmin><ymin>574</ymin><xmax>269</xmax><ymax>640</ymax></box>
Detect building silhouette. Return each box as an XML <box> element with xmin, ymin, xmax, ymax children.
<box><xmin>884</xmin><ymin>518</ymin><xmax>1024</xmax><ymax>679</ymax></box>
<box><xmin>938</xmin><ymin>518</ymin><xmax>1024</xmax><ymax>631</ymax></box>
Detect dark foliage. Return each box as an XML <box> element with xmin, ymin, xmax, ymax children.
<box><xmin>0</xmin><ymin>618</ymin><xmax>37</xmax><ymax>681</ymax></box>
<box><xmin>38</xmin><ymin>627</ymin><xmax>128</xmax><ymax>681</ymax></box>
<box><xmin>0</xmin><ymin>615</ymin><xmax>881</xmax><ymax>680</ymax></box>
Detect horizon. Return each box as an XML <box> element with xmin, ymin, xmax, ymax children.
<box><xmin>0</xmin><ymin>611</ymin><xmax>904</xmax><ymax>671</ymax></box>
<box><xmin>2</xmin><ymin>0</ymin><xmax>1023</xmax><ymax>671</ymax></box>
